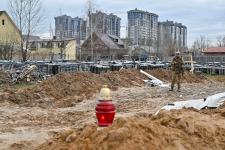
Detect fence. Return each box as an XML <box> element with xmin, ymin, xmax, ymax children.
<box><xmin>183</xmin><ymin>56</ymin><xmax>225</xmax><ymax>65</ymax></box>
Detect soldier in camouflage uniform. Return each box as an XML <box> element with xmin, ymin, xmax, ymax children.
<box><xmin>170</xmin><ymin>51</ymin><xmax>184</xmax><ymax>92</ymax></box>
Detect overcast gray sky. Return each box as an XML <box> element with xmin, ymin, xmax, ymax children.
<box><xmin>1</xmin><ymin>0</ymin><xmax>225</xmax><ymax>47</ymax></box>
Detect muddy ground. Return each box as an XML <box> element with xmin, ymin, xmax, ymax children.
<box><xmin>0</xmin><ymin>69</ymin><xmax>225</xmax><ymax>149</ymax></box>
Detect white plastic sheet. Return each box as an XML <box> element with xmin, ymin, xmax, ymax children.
<box><xmin>155</xmin><ymin>92</ymin><xmax>225</xmax><ymax>115</ymax></box>
<box><xmin>140</xmin><ymin>70</ymin><xmax>169</xmax><ymax>87</ymax></box>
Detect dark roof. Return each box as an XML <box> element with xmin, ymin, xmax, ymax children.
<box><xmin>0</xmin><ymin>11</ymin><xmax>21</xmax><ymax>35</ymax></box>
<box><xmin>203</xmin><ymin>47</ymin><xmax>225</xmax><ymax>53</ymax></box>
<box><xmin>82</xmin><ymin>32</ymin><xmax>125</xmax><ymax>50</ymax></box>
<box><xmin>94</xmin><ymin>32</ymin><xmax>125</xmax><ymax>49</ymax></box>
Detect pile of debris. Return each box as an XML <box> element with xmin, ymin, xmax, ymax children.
<box><xmin>37</xmin><ymin>103</ymin><xmax>225</xmax><ymax>150</ymax></box>
<box><xmin>11</xmin><ymin>64</ymin><xmax>46</xmax><ymax>83</ymax></box>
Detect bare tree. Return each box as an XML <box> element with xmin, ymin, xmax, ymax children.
<box><xmin>9</xmin><ymin>0</ymin><xmax>43</xmax><ymax>62</ymax></box>
<box><xmin>166</xmin><ymin>40</ymin><xmax>176</xmax><ymax>56</ymax></box>
<box><xmin>217</xmin><ymin>35</ymin><xmax>225</xmax><ymax>47</ymax></box>
<box><xmin>191</xmin><ymin>36</ymin><xmax>212</xmax><ymax>56</ymax></box>
<box><xmin>86</xmin><ymin>0</ymin><xmax>96</xmax><ymax>61</ymax></box>
<box><xmin>0</xmin><ymin>29</ymin><xmax>19</xmax><ymax>60</ymax></box>
<box><xmin>223</xmin><ymin>36</ymin><xmax>225</xmax><ymax>46</ymax></box>
<box><xmin>217</xmin><ymin>36</ymin><xmax>223</xmax><ymax>47</ymax></box>
<box><xmin>24</xmin><ymin>0</ymin><xmax>42</xmax><ymax>59</ymax></box>
<box><xmin>8</xmin><ymin>0</ymin><xmax>25</xmax><ymax>61</ymax></box>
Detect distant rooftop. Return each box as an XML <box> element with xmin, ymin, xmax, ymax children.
<box><xmin>91</xmin><ymin>10</ymin><xmax>121</xmax><ymax>20</ymax></box>
<box><xmin>54</xmin><ymin>15</ymin><xmax>85</xmax><ymax>20</ymax></box>
<box><xmin>127</xmin><ymin>8</ymin><xmax>158</xmax><ymax>17</ymax></box>
<box><xmin>159</xmin><ymin>20</ymin><xmax>187</xmax><ymax>28</ymax></box>
<box><xmin>203</xmin><ymin>47</ymin><xmax>225</xmax><ymax>53</ymax></box>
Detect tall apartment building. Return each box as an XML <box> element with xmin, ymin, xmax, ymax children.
<box><xmin>158</xmin><ymin>20</ymin><xmax>187</xmax><ymax>56</ymax></box>
<box><xmin>127</xmin><ymin>8</ymin><xmax>158</xmax><ymax>48</ymax></box>
<box><xmin>87</xmin><ymin>11</ymin><xmax>121</xmax><ymax>37</ymax></box>
<box><xmin>55</xmin><ymin>15</ymin><xmax>87</xmax><ymax>41</ymax></box>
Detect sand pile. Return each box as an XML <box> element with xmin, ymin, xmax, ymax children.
<box><xmin>37</xmin><ymin>69</ymin><xmax>146</xmax><ymax>100</ymax></box>
<box><xmin>37</xmin><ymin>106</ymin><xmax>225</xmax><ymax>150</ymax></box>
<box><xmin>148</xmin><ymin>69</ymin><xmax>206</xmax><ymax>83</ymax></box>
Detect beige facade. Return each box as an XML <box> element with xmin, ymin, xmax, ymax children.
<box><xmin>28</xmin><ymin>39</ymin><xmax>77</xmax><ymax>61</ymax></box>
<box><xmin>0</xmin><ymin>11</ymin><xmax>21</xmax><ymax>45</ymax></box>
<box><xmin>0</xmin><ymin>11</ymin><xmax>21</xmax><ymax>59</ymax></box>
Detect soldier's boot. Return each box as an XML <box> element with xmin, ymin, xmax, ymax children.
<box><xmin>169</xmin><ymin>77</ymin><xmax>176</xmax><ymax>91</ymax></box>
<box><xmin>169</xmin><ymin>86</ymin><xmax>174</xmax><ymax>91</ymax></box>
<box><xmin>177</xmin><ymin>83</ymin><xmax>181</xmax><ymax>92</ymax></box>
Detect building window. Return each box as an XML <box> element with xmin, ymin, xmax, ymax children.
<box><xmin>2</xmin><ymin>19</ymin><xmax>5</xmax><ymax>25</ymax></box>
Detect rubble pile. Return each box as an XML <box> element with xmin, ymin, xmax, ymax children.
<box><xmin>37</xmin><ymin>106</ymin><xmax>225</xmax><ymax>150</ymax></box>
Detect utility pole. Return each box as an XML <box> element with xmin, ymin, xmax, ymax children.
<box><xmin>78</xmin><ymin>19</ymin><xmax>82</xmax><ymax>61</ymax></box>
<box><xmin>49</xmin><ymin>23</ymin><xmax>54</xmax><ymax>61</ymax></box>
<box><xmin>88</xmin><ymin>0</ymin><xmax>94</xmax><ymax>61</ymax></box>
<box><xmin>60</xmin><ymin>31</ymin><xmax>63</xmax><ymax>60</ymax></box>
<box><xmin>58</xmin><ymin>10</ymin><xmax>64</xmax><ymax>60</ymax></box>
<box><xmin>148</xmin><ymin>23</ymin><xmax>151</xmax><ymax>58</ymax></box>
<box><xmin>91</xmin><ymin>12</ymin><xmax>93</xmax><ymax>61</ymax></box>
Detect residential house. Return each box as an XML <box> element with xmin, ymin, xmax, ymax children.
<box><xmin>203</xmin><ymin>47</ymin><xmax>225</xmax><ymax>56</ymax></box>
<box><xmin>81</xmin><ymin>32</ymin><xmax>128</xmax><ymax>61</ymax></box>
<box><xmin>28</xmin><ymin>38</ymin><xmax>77</xmax><ymax>61</ymax></box>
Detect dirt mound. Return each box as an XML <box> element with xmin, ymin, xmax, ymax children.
<box><xmin>37</xmin><ymin>106</ymin><xmax>225</xmax><ymax>150</ymax></box>
<box><xmin>0</xmin><ymin>69</ymin><xmax>147</xmax><ymax>107</ymax></box>
<box><xmin>0</xmin><ymin>69</ymin><xmax>207</xmax><ymax>108</ymax></box>
<box><xmin>148</xmin><ymin>69</ymin><xmax>206</xmax><ymax>83</ymax></box>
<box><xmin>0</xmin><ymin>71</ymin><xmax>11</xmax><ymax>85</ymax></box>
<box><xmin>37</xmin><ymin>69</ymin><xmax>146</xmax><ymax>100</ymax></box>
<box><xmin>208</xmin><ymin>76</ymin><xmax>225</xmax><ymax>83</ymax></box>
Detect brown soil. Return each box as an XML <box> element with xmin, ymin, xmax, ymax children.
<box><xmin>1</xmin><ymin>78</ymin><xmax>225</xmax><ymax>150</ymax></box>
<box><xmin>0</xmin><ymin>71</ymin><xmax>11</xmax><ymax>85</ymax></box>
<box><xmin>148</xmin><ymin>69</ymin><xmax>206</xmax><ymax>83</ymax></box>
<box><xmin>208</xmin><ymin>75</ymin><xmax>225</xmax><ymax>83</ymax></box>
<box><xmin>0</xmin><ymin>69</ymin><xmax>206</xmax><ymax>108</ymax></box>
<box><xmin>0</xmin><ymin>69</ymin><xmax>147</xmax><ymax>107</ymax></box>
<box><xmin>37</xmin><ymin>106</ymin><xmax>225</xmax><ymax>150</ymax></box>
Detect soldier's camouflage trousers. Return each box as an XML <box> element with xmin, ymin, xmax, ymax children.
<box><xmin>171</xmin><ymin>72</ymin><xmax>181</xmax><ymax>90</ymax></box>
